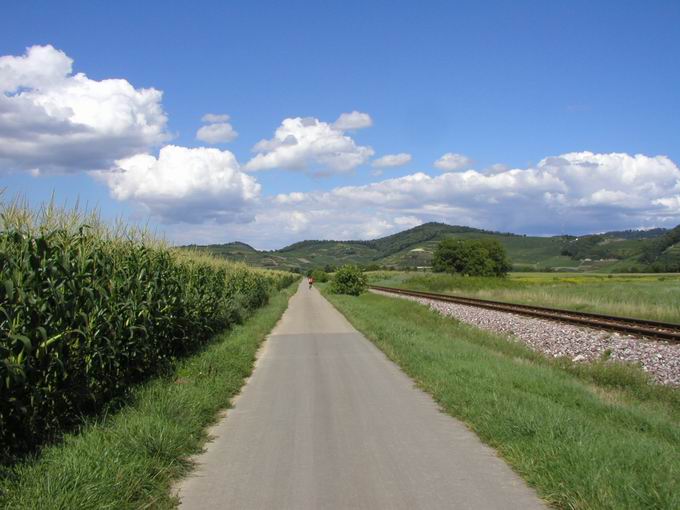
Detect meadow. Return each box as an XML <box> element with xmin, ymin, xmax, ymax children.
<box><xmin>369</xmin><ymin>271</ymin><xmax>680</xmax><ymax>323</ymax></box>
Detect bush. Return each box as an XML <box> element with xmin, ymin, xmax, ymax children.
<box><xmin>432</xmin><ymin>238</ymin><xmax>511</xmax><ymax>276</ymax></box>
<box><xmin>330</xmin><ymin>265</ymin><xmax>367</xmax><ymax>295</ymax></box>
<box><xmin>310</xmin><ymin>268</ymin><xmax>329</xmax><ymax>282</ymax></box>
<box><xmin>0</xmin><ymin>201</ymin><xmax>296</xmax><ymax>463</ymax></box>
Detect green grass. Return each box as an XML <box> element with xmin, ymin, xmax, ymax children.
<box><xmin>322</xmin><ymin>288</ymin><xmax>680</xmax><ymax>509</ymax></box>
<box><xmin>0</xmin><ymin>282</ymin><xmax>298</xmax><ymax>509</ymax></box>
<box><xmin>371</xmin><ymin>271</ymin><xmax>680</xmax><ymax>323</ymax></box>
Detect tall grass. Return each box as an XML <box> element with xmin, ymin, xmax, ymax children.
<box><xmin>0</xmin><ymin>282</ymin><xmax>297</xmax><ymax>509</ymax></box>
<box><xmin>0</xmin><ymin>199</ymin><xmax>295</xmax><ymax>463</ymax></box>
<box><xmin>324</xmin><ymin>290</ymin><xmax>680</xmax><ymax>509</ymax></box>
<box><xmin>372</xmin><ymin>272</ymin><xmax>680</xmax><ymax>322</ymax></box>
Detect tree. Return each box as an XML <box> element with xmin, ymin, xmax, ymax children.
<box><xmin>432</xmin><ymin>238</ymin><xmax>511</xmax><ymax>276</ymax></box>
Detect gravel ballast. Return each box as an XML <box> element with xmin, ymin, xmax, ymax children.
<box><xmin>372</xmin><ymin>290</ymin><xmax>680</xmax><ymax>386</ymax></box>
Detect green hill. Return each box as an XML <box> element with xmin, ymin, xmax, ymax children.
<box><xmin>181</xmin><ymin>222</ymin><xmax>676</xmax><ymax>272</ymax></box>
<box><xmin>638</xmin><ymin>225</ymin><xmax>680</xmax><ymax>271</ymax></box>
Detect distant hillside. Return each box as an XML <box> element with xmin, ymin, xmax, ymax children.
<box><xmin>639</xmin><ymin>225</ymin><xmax>680</xmax><ymax>271</ymax></box>
<box><xmin>594</xmin><ymin>228</ymin><xmax>667</xmax><ymax>240</ymax></box>
<box><xmin>181</xmin><ymin>222</ymin><xmax>676</xmax><ymax>272</ymax></box>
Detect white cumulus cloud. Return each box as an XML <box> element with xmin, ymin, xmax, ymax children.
<box><xmin>245</xmin><ymin>116</ymin><xmax>374</xmax><ymax>174</ymax></box>
<box><xmin>433</xmin><ymin>152</ymin><xmax>472</xmax><ymax>171</ymax></box>
<box><xmin>196</xmin><ymin>123</ymin><xmax>238</xmax><ymax>144</ymax></box>
<box><xmin>200</xmin><ymin>151</ymin><xmax>680</xmax><ymax>248</ymax></box>
<box><xmin>196</xmin><ymin>113</ymin><xmax>238</xmax><ymax>144</ymax></box>
<box><xmin>371</xmin><ymin>153</ymin><xmax>412</xmax><ymax>168</ymax></box>
<box><xmin>0</xmin><ymin>45</ymin><xmax>168</xmax><ymax>173</ymax></box>
<box><xmin>332</xmin><ymin>110</ymin><xmax>373</xmax><ymax>130</ymax></box>
<box><xmin>97</xmin><ymin>145</ymin><xmax>260</xmax><ymax>223</ymax></box>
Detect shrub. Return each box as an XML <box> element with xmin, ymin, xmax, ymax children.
<box><xmin>330</xmin><ymin>265</ymin><xmax>367</xmax><ymax>295</ymax></box>
<box><xmin>432</xmin><ymin>238</ymin><xmax>511</xmax><ymax>276</ymax></box>
<box><xmin>310</xmin><ymin>268</ymin><xmax>329</xmax><ymax>282</ymax></box>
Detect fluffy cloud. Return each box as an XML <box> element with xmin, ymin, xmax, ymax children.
<box><xmin>196</xmin><ymin>122</ymin><xmax>238</xmax><ymax>145</ymax></box>
<box><xmin>245</xmin><ymin>116</ymin><xmax>374</xmax><ymax>174</ymax></box>
<box><xmin>197</xmin><ymin>151</ymin><xmax>680</xmax><ymax>248</ymax></box>
<box><xmin>433</xmin><ymin>152</ymin><xmax>472</xmax><ymax>171</ymax></box>
<box><xmin>334</xmin><ymin>152</ymin><xmax>680</xmax><ymax>230</ymax></box>
<box><xmin>332</xmin><ymin>110</ymin><xmax>373</xmax><ymax>130</ymax></box>
<box><xmin>485</xmin><ymin>163</ymin><xmax>509</xmax><ymax>174</ymax></box>
<box><xmin>371</xmin><ymin>153</ymin><xmax>412</xmax><ymax>168</ymax></box>
<box><xmin>0</xmin><ymin>45</ymin><xmax>168</xmax><ymax>173</ymax></box>
<box><xmin>196</xmin><ymin>113</ymin><xmax>238</xmax><ymax>144</ymax></box>
<box><xmin>97</xmin><ymin>145</ymin><xmax>260</xmax><ymax>223</ymax></box>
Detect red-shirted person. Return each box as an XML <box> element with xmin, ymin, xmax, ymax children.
<box><xmin>308</xmin><ymin>275</ymin><xmax>314</xmax><ymax>289</ymax></box>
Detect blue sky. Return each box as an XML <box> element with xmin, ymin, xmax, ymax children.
<box><xmin>1</xmin><ymin>1</ymin><xmax>679</xmax><ymax>248</ymax></box>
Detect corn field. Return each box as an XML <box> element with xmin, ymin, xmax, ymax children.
<box><xmin>0</xmin><ymin>201</ymin><xmax>296</xmax><ymax>463</ymax></box>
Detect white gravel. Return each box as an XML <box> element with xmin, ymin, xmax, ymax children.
<box><xmin>372</xmin><ymin>290</ymin><xmax>680</xmax><ymax>387</ymax></box>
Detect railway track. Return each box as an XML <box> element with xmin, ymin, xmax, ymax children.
<box><xmin>369</xmin><ymin>285</ymin><xmax>680</xmax><ymax>342</ymax></box>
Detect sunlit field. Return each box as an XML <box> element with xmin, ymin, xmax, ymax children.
<box><xmin>369</xmin><ymin>271</ymin><xmax>680</xmax><ymax>323</ymax></box>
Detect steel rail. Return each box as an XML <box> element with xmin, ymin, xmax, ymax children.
<box><xmin>369</xmin><ymin>285</ymin><xmax>680</xmax><ymax>342</ymax></box>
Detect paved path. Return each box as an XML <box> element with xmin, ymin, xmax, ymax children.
<box><xmin>177</xmin><ymin>281</ymin><xmax>546</xmax><ymax>509</ymax></box>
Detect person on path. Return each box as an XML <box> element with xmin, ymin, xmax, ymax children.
<box><xmin>308</xmin><ymin>275</ymin><xmax>314</xmax><ymax>289</ymax></box>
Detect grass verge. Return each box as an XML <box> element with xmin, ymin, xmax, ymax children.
<box><xmin>0</xmin><ymin>282</ymin><xmax>298</xmax><ymax>509</ymax></box>
<box><xmin>322</xmin><ymin>288</ymin><xmax>680</xmax><ymax>509</ymax></box>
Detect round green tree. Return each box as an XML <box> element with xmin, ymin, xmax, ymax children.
<box><xmin>432</xmin><ymin>238</ymin><xmax>511</xmax><ymax>276</ymax></box>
